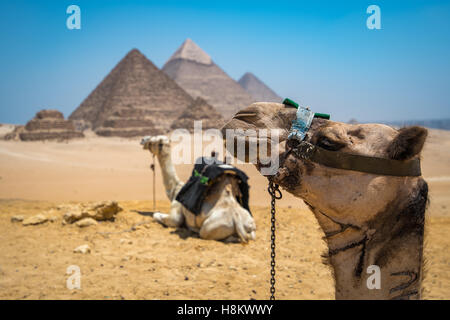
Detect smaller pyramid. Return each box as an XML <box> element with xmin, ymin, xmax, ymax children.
<box><xmin>238</xmin><ymin>72</ymin><xmax>281</xmax><ymax>102</ymax></box>
<box><xmin>19</xmin><ymin>109</ymin><xmax>84</xmax><ymax>141</ymax></box>
<box><xmin>171</xmin><ymin>97</ymin><xmax>224</xmax><ymax>132</ymax></box>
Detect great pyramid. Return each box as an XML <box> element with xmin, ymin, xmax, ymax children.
<box><xmin>69</xmin><ymin>49</ymin><xmax>194</xmax><ymax>137</ymax></box>
<box><xmin>238</xmin><ymin>72</ymin><xmax>282</xmax><ymax>102</ymax></box>
<box><xmin>171</xmin><ymin>97</ymin><xmax>224</xmax><ymax>132</ymax></box>
<box><xmin>162</xmin><ymin>39</ymin><xmax>254</xmax><ymax>120</ymax></box>
<box><xmin>18</xmin><ymin>109</ymin><xmax>84</xmax><ymax>141</ymax></box>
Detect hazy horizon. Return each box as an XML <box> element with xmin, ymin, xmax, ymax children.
<box><xmin>1</xmin><ymin>0</ymin><xmax>449</xmax><ymax>125</ymax></box>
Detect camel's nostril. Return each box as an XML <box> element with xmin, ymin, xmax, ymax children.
<box><xmin>140</xmin><ymin>136</ymin><xmax>152</xmax><ymax>148</ymax></box>
<box><xmin>233</xmin><ymin>112</ymin><xmax>257</xmax><ymax>120</ymax></box>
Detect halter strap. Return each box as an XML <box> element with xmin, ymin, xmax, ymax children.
<box><xmin>290</xmin><ymin>141</ymin><xmax>422</xmax><ymax>177</ymax></box>
<box><xmin>283</xmin><ymin>98</ymin><xmax>422</xmax><ymax>177</ymax></box>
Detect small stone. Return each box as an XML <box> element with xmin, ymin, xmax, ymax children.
<box><xmin>120</xmin><ymin>238</ymin><xmax>133</xmax><ymax>245</ymax></box>
<box><xmin>11</xmin><ymin>215</ymin><xmax>25</xmax><ymax>222</ymax></box>
<box><xmin>75</xmin><ymin>218</ymin><xmax>98</xmax><ymax>228</ymax></box>
<box><xmin>131</xmin><ymin>225</ymin><xmax>143</xmax><ymax>231</ymax></box>
<box><xmin>73</xmin><ymin>244</ymin><xmax>91</xmax><ymax>254</ymax></box>
<box><xmin>22</xmin><ymin>214</ymin><xmax>48</xmax><ymax>226</ymax></box>
<box><xmin>48</xmin><ymin>216</ymin><xmax>58</xmax><ymax>223</ymax></box>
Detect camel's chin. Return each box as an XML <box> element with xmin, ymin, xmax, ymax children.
<box><xmin>254</xmin><ymin>156</ymin><xmax>282</xmax><ymax>177</ymax></box>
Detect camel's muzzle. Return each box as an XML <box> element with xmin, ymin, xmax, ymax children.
<box><xmin>140</xmin><ymin>136</ymin><xmax>151</xmax><ymax>149</ymax></box>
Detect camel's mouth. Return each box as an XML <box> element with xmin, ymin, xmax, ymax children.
<box><xmin>270</xmin><ymin>150</ymin><xmax>304</xmax><ymax>192</ymax></box>
<box><xmin>220</xmin><ymin>127</ymin><xmax>286</xmax><ymax>176</ymax></box>
<box><xmin>221</xmin><ymin>117</ymin><xmax>257</xmax><ymax>136</ymax></box>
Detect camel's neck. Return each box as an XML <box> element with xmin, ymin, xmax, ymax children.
<box><xmin>309</xmin><ymin>180</ymin><xmax>427</xmax><ymax>300</ymax></box>
<box><xmin>324</xmin><ymin>224</ymin><xmax>423</xmax><ymax>300</ymax></box>
<box><xmin>155</xmin><ymin>151</ymin><xmax>182</xmax><ymax>202</ymax></box>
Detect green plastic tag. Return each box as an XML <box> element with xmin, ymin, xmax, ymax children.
<box><xmin>283</xmin><ymin>98</ymin><xmax>299</xmax><ymax>109</ymax></box>
<box><xmin>314</xmin><ymin>113</ymin><xmax>330</xmax><ymax>120</ymax></box>
<box><xmin>284</xmin><ymin>98</ymin><xmax>331</xmax><ymax>120</ymax></box>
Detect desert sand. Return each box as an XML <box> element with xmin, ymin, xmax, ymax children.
<box><xmin>0</xmin><ymin>129</ymin><xmax>449</xmax><ymax>299</ymax></box>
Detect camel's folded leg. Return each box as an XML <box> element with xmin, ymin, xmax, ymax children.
<box><xmin>153</xmin><ymin>201</ymin><xmax>185</xmax><ymax>228</ymax></box>
<box><xmin>199</xmin><ymin>209</ymin><xmax>236</xmax><ymax>241</ymax></box>
<box><xmin>199</xmin><ymin>207</ymin><xmax>256</xmax><ymax>242</ymax></box>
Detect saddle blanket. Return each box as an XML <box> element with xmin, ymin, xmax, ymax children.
<box><xmin>176</xmin><ymin>157</ymin><xmax>251</xmax><ymax>215</ymax></box>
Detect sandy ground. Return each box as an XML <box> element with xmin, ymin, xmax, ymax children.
<box><xmin>0</xmin><ymin>130</ymin><xmax>449</xmax><ymax>299</ymax></box>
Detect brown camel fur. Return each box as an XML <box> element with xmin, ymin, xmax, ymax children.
<box><xmin>222</xmin><ymin>102</ymin><xmax>428</xmax><ymax>299</ymax></box>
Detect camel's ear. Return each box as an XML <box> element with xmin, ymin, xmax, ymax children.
<box><xmin>387</xmin><ymin>126</ymin><xmax>428</xmax><ymax>160</ymax></box>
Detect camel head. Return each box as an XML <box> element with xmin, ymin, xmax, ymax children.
<box><xmin>141</xmin><ymin>135</ymin><xmax>171</xmax><ymax>157</ymax></box>
<box><xmin>223</xmin><ymin>102</ymin><xmax>428</xmax><ymax>224</ymax></box>
<box><xmin>221</xmin><ymin>102</ymin><xmax>298</xmax><ymax>174</ymax></box>
<box><xmin>223</xmin><ymin>102</ymin><xmax>429</xmax><ymax>299</ymax></box>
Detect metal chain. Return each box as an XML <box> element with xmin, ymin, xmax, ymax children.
<box><xmin>268</xmin><ymin>181</ymin><xmax>282</xmax><ymax>300</ymax></box>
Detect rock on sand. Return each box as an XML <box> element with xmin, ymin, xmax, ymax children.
<box><xmin>75</xmin><ymin>218</ymin><xmax>98</xmax><ymax>228</ymax></box>
<box><xmin>73</xmin><ymin>244</ymin><xmax>91</xmax><ymax>254</ymax></box>
<box><xmin>11</xmin><ymin>215</ymin><xmax>25</xmax><ymax>223</ymax></box>
<box><xmin>63</xmin><ymin>201</ymin><xmax>122</xmax><ymax>224</ymax></box>
<box><xmin>22</xmin><ymin>214</ymin><xmax>48</xmax><ymax>226</ymax></box>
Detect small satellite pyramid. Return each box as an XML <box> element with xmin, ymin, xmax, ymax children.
<box><xmin>19</xmin><ymin>109</ymin><xmax>84</xmax><ymax>141</ymax></box>
<box><xmin>162</xmin><ymin>39</ymin><xmax>254</xmax><ymax>120</ymax></box>
<box><xmin>69</xmin><ymin>49</ymin><xmax>194</xmax><ymax>137</ymax></box>
<box><xmin>238</xmin><ymin>72</ymin><xmax>282</xmax><ymax>102</ymax></box>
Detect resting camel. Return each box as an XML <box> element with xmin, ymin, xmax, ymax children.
<box><xmin>222</xmin><ymin>102</ymin><xmax>428</xmax><ymax>299</ymax></box>
<box><xmin>141</xmin><ymin>135</ymin><xmax>256</xmax><ymax>242</ymax></box>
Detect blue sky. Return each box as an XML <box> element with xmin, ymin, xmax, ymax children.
<box><xmin>0</xmin><ymin>0</ymin><xmax>449</xmax><ymax>124</ymax></box>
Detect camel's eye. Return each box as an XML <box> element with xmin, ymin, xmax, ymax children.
<box><xmin>316</xmin><ymin>136</ymin><xmax>345</xmax><ymax>151</ymax></box>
